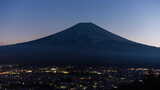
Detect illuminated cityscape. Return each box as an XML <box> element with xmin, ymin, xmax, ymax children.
<box><xmin>0</xmin><ymin>64</ymin><xmax>158</xmax><ymax>90</ymax></box>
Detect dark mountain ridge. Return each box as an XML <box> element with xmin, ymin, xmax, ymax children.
<box><xmin>0</xmin><ymin>23</ymin><xmax>160</xmax><ymax>67</ymax></box>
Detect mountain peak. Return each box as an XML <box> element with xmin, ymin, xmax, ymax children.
<box><xmin>68</xmin><ymin>22</ymin><xmax>106</xmax><ymax>33</ymax></box>
<box><xmin>74</xmin><ymin>22</ymin><xmax>99</xmax><ymax>29</ymax></box>
<box><xmin>76</xmin><ymin>22</ymin><xmax>95</xmax><ymax>25</ymax></box>
<box><xmin>29</xmin><ymin>22</ymin><xmax>129</xmax><ymax>46</ymax></box>
<box><xmin>0</xmin><ymin>22</ymin><xmax>157</xmax><ymax>65</ymax></box>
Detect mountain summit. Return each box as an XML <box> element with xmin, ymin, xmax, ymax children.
<box><xmin>29</xmin><ymin>22</ymin><xmax>131</xmax><ymax>46</ymax></box>
<box><xmin>0</xmin><ymin>23</ymin><xmax>160</xmax><ymax>66</ymax></box>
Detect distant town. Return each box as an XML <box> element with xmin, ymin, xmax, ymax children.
<box><xmin>0</xmin><ymin>64</ymin><xmax>158</xmax><ymax>90</ymax></box>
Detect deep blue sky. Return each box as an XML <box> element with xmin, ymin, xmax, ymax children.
<box><xmin>1</xmin><ymin>0</ymin><xmax>160</xmax><ymax>46</ymax></box>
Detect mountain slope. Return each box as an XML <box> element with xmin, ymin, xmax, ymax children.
<box><xmin>0</xmin><ymin>23</ymin><xmax>160</xmax><ymax>66</ymax></box>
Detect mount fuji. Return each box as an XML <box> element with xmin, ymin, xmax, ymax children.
<box><xmin>0</xmin><ymin>23</ymin><xmax>160</xmax><ymax>66</ymax></box>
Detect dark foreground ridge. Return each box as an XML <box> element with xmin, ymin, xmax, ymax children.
<box><xmin>0</xmin><ymin>22</ymin><xmax>160</xmax><ymax>66</ymax></box>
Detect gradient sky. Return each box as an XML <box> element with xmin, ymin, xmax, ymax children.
<box><xmin>1</xmin><ymin>0</ymin><xmax>160</xmax><ymax>47</ymax></box>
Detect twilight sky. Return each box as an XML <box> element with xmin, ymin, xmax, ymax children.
<box><xmin>1</xmin><ymin>0</ymin><xmax>160</xmax><ymax>47</ymax></box>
